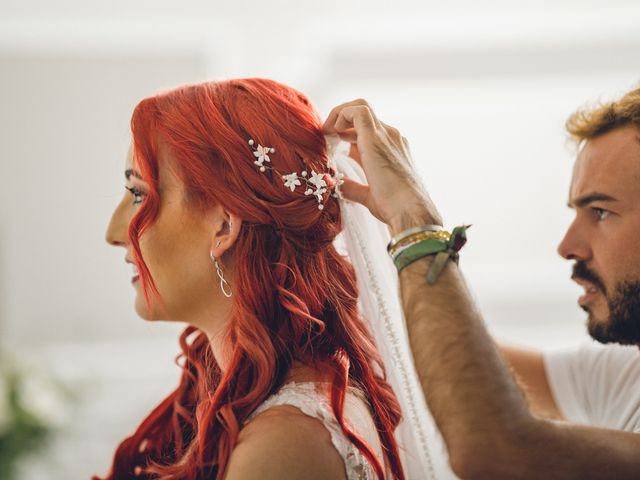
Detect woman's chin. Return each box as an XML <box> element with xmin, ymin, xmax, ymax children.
<box><xmin>134</xmin><ymin>296</ymin><xmax>163</xmax><ymax>321</ymax></box>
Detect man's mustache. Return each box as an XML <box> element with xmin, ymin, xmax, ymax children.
<box><xmin>572</xmin><ymin>261</ymin><xmax>606</xmax><ymax>293</ymax></box>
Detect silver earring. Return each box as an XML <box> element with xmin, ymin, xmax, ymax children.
<box><xmin>211</xmin><ymin>242</ymin><xmax>232</xmax><ymax>298</ymax></box>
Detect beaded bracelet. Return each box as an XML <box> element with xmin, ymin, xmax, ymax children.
<box><xmin>389</xmin><ymin>225</ymin><xmax>470</xmax><ymax>284</ymax></box>
<box><xmin>387</xmin><ymin>224</ymin><xmax>444</xmax><ymax>251</ymax></box>
<box><xmin>388</xmin><ymin>230</ymin><xmax>451</xmax><ymax>260</ymax></box>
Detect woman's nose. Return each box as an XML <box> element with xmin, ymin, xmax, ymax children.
<box><xmin>105</xmin><ymin>200</ymin><xmax>129</xmax><ymax>247</ymax></box>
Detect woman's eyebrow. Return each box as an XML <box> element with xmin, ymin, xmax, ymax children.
<box><xmin>125</xmin><ymin>169</ymin><xmax>143</xmax><ymax>181</ymax></box>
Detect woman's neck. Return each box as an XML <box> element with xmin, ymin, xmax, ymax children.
<box><xmin>204</xmin><ymin>322</ymin><xmax>230</xmax><ymax>371</ymax></box>
<box><xmin>197</xmin><ymin>310</ymin><xmax>331</xmax><ymax>384</ymax></box>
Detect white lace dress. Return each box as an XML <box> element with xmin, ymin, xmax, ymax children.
<box><xmin>244</xmin><ymin>381</ymin><xmax>381</xmax><ymax>480</ymax></box>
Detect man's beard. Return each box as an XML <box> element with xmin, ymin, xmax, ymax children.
<box><xmin>573</xmin><ymin>262</ymin><xmax>640</xmax><ymax>345</ymax></box>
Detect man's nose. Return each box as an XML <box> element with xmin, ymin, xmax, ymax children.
<box><xmin>557</xmin><ymin>219</ymin><xmax>591</xmax><ymax>261</ymax></box>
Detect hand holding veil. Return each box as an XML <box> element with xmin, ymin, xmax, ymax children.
<box><xmin>327</xmin><ymin>136</ymin><xmax>454</xmax><ymax>480</ymax></box>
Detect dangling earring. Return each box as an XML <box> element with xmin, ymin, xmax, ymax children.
<box><xmin>211</xmin><ymin>240</ymin><xmax>232</xmax><ymax>298</ymax></box>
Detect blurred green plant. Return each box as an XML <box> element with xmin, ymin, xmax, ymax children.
<box><xmin>0</xmin><ymin>356</ymin><xmax>72</xmax><ymax>479</ymax></box>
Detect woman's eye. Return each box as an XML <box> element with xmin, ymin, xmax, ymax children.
<box><xmin>593</xmin><ymin>207</ymin><xmax>610</xmax><ymax>221</ymax></box>
<box><xmin>125</xmin><ymin>186</ymin><xmax>147</xmax><ymax>205</ymax></box>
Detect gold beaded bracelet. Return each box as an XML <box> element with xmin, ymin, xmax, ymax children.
<box><xmin>388</xmin><ymin>230</ymin><xmax>451</xmax><ymax>260</ymax></box>
<box><xmin>387</xmin><ymin>224</ymin><xmax>444</xmax><ymax>252</ymax></box>
<box><xmin>388</xmin><ymin>225</ymin><xmax>470</xmax><ymax>284</ymax></box>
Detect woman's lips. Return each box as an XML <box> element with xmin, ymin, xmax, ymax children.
<box><xmin>127</xmin><ymin>258</ymin><xmax>140</xmax><ymax>284</ymax></box>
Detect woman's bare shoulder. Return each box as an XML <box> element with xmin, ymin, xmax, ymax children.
<box><xmin>223</xmin><ymin>405</ymin><xmax>347</xmax><ymax>480</ymax></box>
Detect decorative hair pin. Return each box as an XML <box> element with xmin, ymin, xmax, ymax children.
<box><xmin>248</xmin><ymin>138</ymin><xmax>344</xmax><ymax>210</ymax></box>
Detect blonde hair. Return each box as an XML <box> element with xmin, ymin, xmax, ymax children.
<box><xmin>566</xmin><ymin>86</ymin><xmax>640</xmax><ymax>142</ymax></box>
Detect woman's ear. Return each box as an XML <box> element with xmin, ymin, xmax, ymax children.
<box><xmin>210</xmin><ymin>210</ymin><xmax>242</xmax><ymax>259</ymax></box>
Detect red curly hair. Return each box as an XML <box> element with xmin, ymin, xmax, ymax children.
<box><xmin>95</xmin><ymin>78</ymin><xmax>405</xmax><ymax>479</ymax></box>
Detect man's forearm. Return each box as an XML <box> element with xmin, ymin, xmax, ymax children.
<box><xmin>389</xmin><ymin>214</ymin><xmax>534</xmax><ymax>475</ymax></box>
<box><xmin>398</xmin><ymin>254</ymin><xmax>533</xmax><ymax>471</ymax></box>
<box><xmin>391</xmin><ymin>218</ymin><xmax>640</xmax><ymax>479</ymax></box>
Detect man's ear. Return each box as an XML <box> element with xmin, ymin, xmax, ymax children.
<box><xmin>210</xmin><ymin>208</ymin><xmax>242</xmax><ymax>259</ymax></box>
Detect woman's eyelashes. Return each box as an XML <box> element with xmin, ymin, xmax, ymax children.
<box><xmin>125</xmin><ymin>186</ymin><xmax>147</xmax><ymax>205</ymax></box>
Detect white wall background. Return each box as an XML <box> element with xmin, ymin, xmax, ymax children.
<box><xmin>0</xmin><ymin>1</ymin><xmax>639</xmax><ymax>478</ymax></box>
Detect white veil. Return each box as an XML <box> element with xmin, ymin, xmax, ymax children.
<box><xmin>328</xmin><ymin>137</ymin><xmax>454</xmax><ymax>480</ymax></box>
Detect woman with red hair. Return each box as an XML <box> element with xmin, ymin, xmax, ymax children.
<box><xmin>100</xmin><ymin>78</ymin><xmax>407</xmax><ymax>479</ymax></box>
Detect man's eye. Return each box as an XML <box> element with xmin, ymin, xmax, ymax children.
<box><xmin>125</xmin><ymin>186</ymin><xmax>147</xmax><ymax>205</ymax></box>
<box><xmin>593</xmin><ymin>207</ymin><xmax>610</xmax><ymax>221</ymax></box>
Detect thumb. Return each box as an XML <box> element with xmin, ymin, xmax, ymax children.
<box><xmin>340</xmin><ymin>178</ymin><xmax>370</xmax><ymax>207</ymax></box>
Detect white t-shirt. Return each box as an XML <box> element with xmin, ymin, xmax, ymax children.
<box><xmin>544</xmin><ymin>342</ymin><xmax>640</xmax><ymax>433</ymax></box>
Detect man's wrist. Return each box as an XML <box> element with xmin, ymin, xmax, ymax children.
<box><xmin>388</xmin><ymin>209</ymin><xmax>443</xmax><ymax>237</ymax></box>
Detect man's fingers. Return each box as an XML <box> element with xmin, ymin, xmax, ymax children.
<box><xmin>323</xmin><ymin>99</ymin><xmax>380</xmax><ymax>134</ymax></box>
<box><xmin>348</xmin><ymin>143</ymin><xmax>362</xmax><ymax>166</ymax></box>
<box><xmin>335</xmin><ymin>128</ymin><xmax>357</xmax><ymax>143</ymax></box>
<box><xmin>323</xmin><ymin>99</ymin><xmax>368</xmax><ymax>132</ymax></box>
<box><xmin>339</xmin><ymin>178</ymin><xmax>370</xmax><ymax>207</ymax></box>
<box><xmin>333</xmin><ymin>105</ymin><xmax>377</xmax><ymax>138</ymax></box>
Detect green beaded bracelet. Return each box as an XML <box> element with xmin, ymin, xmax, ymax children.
<box><xmin>392</xmin><ymin>225</ymin><xmax>470</xmax><ymax>284</ymax></box>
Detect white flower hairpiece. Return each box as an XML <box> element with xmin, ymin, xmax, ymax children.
<box><xmin>248</xmin><ymin>138</ymin><xmax>344</xmax><ymax>210</ymax></box>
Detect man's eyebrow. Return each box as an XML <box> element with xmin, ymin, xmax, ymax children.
<box><xmin>125</xmin><ymin>169</ymin><xmax>143</xmax><ymax>181</ymax></box>
<box><xmin>569</xmin><ymin>192</ymin><xmax>619</xmax><ymax>208</ymax></box>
